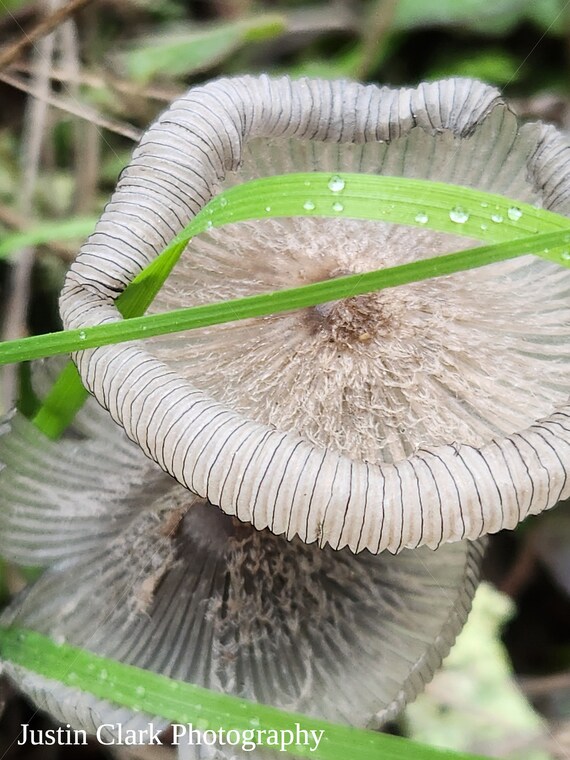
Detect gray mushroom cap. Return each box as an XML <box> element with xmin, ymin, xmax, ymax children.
<box><xmin>0</xmin><ymin>362</ymin><xmax>482</xmax><ymax>752</ymax></box>
<box><xmin>60</xmin><ymin>75</ymin><xmax>570</xmax><ymax>554</ymax></box>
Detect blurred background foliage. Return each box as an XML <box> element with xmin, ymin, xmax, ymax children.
<box><xmin>1</xmin><ymin>0</ymin><xmax>570</xmax><ymax>758</ymax></box>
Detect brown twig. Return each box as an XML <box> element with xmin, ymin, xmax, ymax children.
<box><xmin>0</xmin><ymin>69</ymin><xmax>142</xmax><ymax>141</ymax></box>
<box><xmin>354</xmin><ymin>0</ymin><xmax>399</xmax><ymax>80</ymax></box>
<box><xmin>0</xmin><ymin>0</ymin><xmax>95</xmax><ymax>73</ymax></box>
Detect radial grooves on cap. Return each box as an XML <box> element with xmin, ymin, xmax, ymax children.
<box><xmin>59</xmin><ymin>76</ymin><xmax>570</xmax><ymax>553</ymax></box>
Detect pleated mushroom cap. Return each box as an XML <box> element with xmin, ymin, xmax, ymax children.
<box><xmin>60</xmin><ymin>75</ymin><xmax>570</xmax><ymax>553</ymax></box>
<box><xmin>0</xmin><ymin>365</ymin><xmax>482</xmax><ymax>750</ymax></box>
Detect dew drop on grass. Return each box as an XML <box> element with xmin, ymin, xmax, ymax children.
<box><xmin>507</xmin><ymin>206</ymin><xmax>523</xmax><ymax>221</ymax></box>
<box><xmin>303</xmin><ymin>200</ymin><xmax>316</xmax><ymax>211</ymax></box>
<box><xmin>491</xmin><ymin>213</ymin><xmax>504</xmax><ymax>223</ymax></box>
<box><xmin>449</xmin><ymin>206</ymin><xmax>469</xmax><ymax>224</ymax></box>
<box><xmin>332</xmin><ymin>201</ymin><xmax>344</xmax><ymax>212</ymax></box>
<box><xmin>219</xmin><ymin>197</ymin><xmax>228</xmax><ymax>208</ymax></box>
<box><xmin>98</xmin><ymin>669</ymin><xmax>108</xmax><ymax>681</ymax></box>
<box><xmin>265</xmin><ymin>206</ymin><xmax>271</xmax><ymax>212</ymax></box>
<box><xmin>480</xmin><ymin>202</ymin><xmax>489</xmax><ymax>208</ymax></box>
<box><xmin>561</xmin><ymin>250</ymin><xmax>570</xmax><ymax>261</ymax></box>
<box><xmin>480</xmin><ymin>223</ymin><xmax>488</xmax><ymax>231</ymax></box>
<box><xmin>328</xmin><ymin>175</ymin><xmax>345</xmax><ymax>192</ymax></box>
<box><xmin>78</xmin><ymin>331</ymin><xmax>86</xmax><ymax>341</ymax></box>
<box><xmin>135</xmin><ymin>686</ymin><xmax>146</xmax><ymax>697</ymax></box>
<box><xmin>68</xmin><ymin>672</ymin><xmax>78</xmax><ymax>684</ymax></box>
<box><xmin>414</xmin><ymin>212</ymin><xmax>429</xmax><ymax>224</ymax></box>
<box><xmin>249</xmin><ymin>718</ymin><xmax>260</xmax><ymax>727</ymax></box>
<box><xmin>205</xmin><ymin>220</ymin><xmax>213</xmax><ymax>231</ymax></box>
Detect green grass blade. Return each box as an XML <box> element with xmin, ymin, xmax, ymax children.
<box><xmin>14</xmin><ymin>172</ymin><xmax>570</xmax><ymax>438</ymax></box>
<box><xmin>3</xmin><ymin>228</ymin><xmax>570</xmax><ymax>367</ymax></box>
<box><xmin>0</xmin><ymin>626</ymin><xmax>488</xmax><ymax>760</ymax></box>
<box><xmin>31</xmin><ymin>238</ymin><xmax>188</xmax><ymax>439</ymax></box>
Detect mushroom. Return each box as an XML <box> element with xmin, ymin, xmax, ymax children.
<box><xmin>0</xmin><ymin>74</ymin><xmax>569</xmax><ymax>757</ymax></box>
<box><xmin>0</xmin><ymin>360</ymin><xmax>481</xmax><ymax>755</ymax></box>
<box><xmin>60</xmin><ymin>75</ymin><xmax>570</xmax><ymax>553</ymax></box>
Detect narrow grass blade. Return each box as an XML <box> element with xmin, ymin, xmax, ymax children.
<box><xmin>12</xmin><ymin>172</ymin><xmax>570</xmax><ymax>438</ymax></box>
<box><xmin>3</xmin><ymin>228</ymin><xmax>570</xmax><ymax>367</ymax></box>
<box><xmin>0</xmin><ymin>626</ymin><xmax>488</xmax><ymax>760</ymax></box>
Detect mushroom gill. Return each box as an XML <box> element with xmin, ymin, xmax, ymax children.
<box><xmin>0</xmin><ymin>361</ymin><xmax>481</xmax><ymax>753</ymax></box>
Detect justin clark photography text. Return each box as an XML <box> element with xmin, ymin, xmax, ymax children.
<box><xmin>18</xmin><ymin>722</ymin><xmax>326</xmax><ymax>753</ymax></box>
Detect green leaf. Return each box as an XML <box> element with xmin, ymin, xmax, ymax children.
<box><xmin>0</xmin><ymin>217</ymin><xmax>98</xmax><ymax>260</ymax></box>
<box><xmin>0</xmin><ymin>626</ymin><xmax>489</xmax><ymax>760</ymax></box>
<box><xmin>427</xmin><ymin>50</ymin><xmax>520</xmax><ymax>85</ymax></box>
<box><xmin>121</xmin><ymin>15</ymin><xmax>286</xmax><ymax>82</ymax></box>
<box><xmin>394</xmin><ymin>0</ymin><xmax>565</xmax><ymax>35</ymax></box>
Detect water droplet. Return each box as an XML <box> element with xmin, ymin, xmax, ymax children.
<box><xmin>249</xmin><ymin>718</ymin><xmax>260</xmax><ymax>727</ymax></box>
<box><xmin>205</xmin><ymin>220</ymin><xmax>213</xmax><ymax>230</ymax></box>
<box><xmin>68</xmin><ymin>672</ymin><xmax>78</xmax><ymax>683</ymax></box>
<box><xmin>135</xmin><ymin>685</ymin><xmax>146</xmax><ymax>697</ymax></box>
<box><xmin>332</xmin><ymin>201</ymin><xmax>344</xmax><ymax>213</ymax></box>
<box><xmin>491</xmin><ymin>213</ymin><xmax>504</xmax><ymax>223</ymax></box>
<box><xmin>53</xmin><ymin>633</ymin><xmax>66</xmax><ymax>646</ymax></box>
<box><xmin>449</xmin><ymin>206</ymin><xmax>469</xmax><ymax>224</ymax></box>
<box><xmin>265</xmin><ymin>206</ymin><xmax>271</xmax><ymax>213</ymax></box>
<box><xmin>561</xmin><ymin>250</ymin><xmax>570</xmax><ymax>261</ymax></box>
<box><xmin>414</xmin><ymin>212</ymin><xmax>429</xmax><ymax>224</ymax></box>
<box><xmin>132</xmin><ymin>704</ymin><xmax>141</xmax><ymax>713</ymax></box>
<box><xmin>219</xmin><ymin>197</ymin><xmax>228</xmax><ymax>208</ymax></box>
<box><xmin>480</xmin><ymin>202</ymin><xmax>489</xmax><ymax>208</ymax></box>
<box><xmin>303</xmin><ymin>180</ymin><xmax>311</xmax><ymax>187</ymax></box>
<box><xmin>98</xmin><ymin>669</ymin><xmax>108</xmax><ymax>681</ymax></box>
<box><xmin>328</xmin><ymin>175</ymin><xmax>345</xmax><ymax>193</ymax></box>
<box><xmin>169</xmin><ymin>681</ymin><xmax>180</xmax><ymax>691</ymax></box>
<box><xmin>78</xmin><ymin>331</ymin><xmax>86</xmax><ymax>341</ymax></box>
<box><xmin>87</xmin><ymin>663</ymin><xmax>95</xmax><ymax>672</ymax></box>
<box><xmin>480</xmin><ymin>223</ymin><xmax>488</xmax><ymax>231</ymax></box>
<box><xmin>303</xmin><ymin>200</ymin><xmax>316</xmax><ymax>211</ymax></box>
<box><xmin>507</xmin><ymin>206</ymin><xmax>523</xmax><ymax>221</ymax></box>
